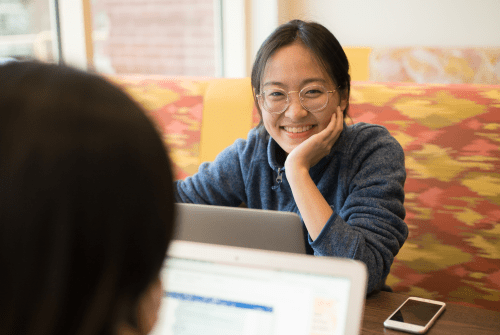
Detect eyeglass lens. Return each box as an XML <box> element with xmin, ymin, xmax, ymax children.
<box><xmin>261</xmin><ymin>85</ymin><xmax>330</xmax><ymax>114</ymax></box>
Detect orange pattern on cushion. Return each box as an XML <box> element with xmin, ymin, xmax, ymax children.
<box><xmin>350</xmin><ymin>82</ymin><xmax>500</xmax><ymax>311</ymax></box>
<box><xmin>107</xmin><ymin>75</ymin><xmax>209</xmax><ymax>180</ymax></box>
<box><xmin>369</xmin><ymin>48</ymin><xmax>500</xmax><ymax>84</ymax></box>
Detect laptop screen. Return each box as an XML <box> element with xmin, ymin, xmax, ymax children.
<box><xmin>151</xmin><ymin>256</ymin><xmax>353</xmax><ymax>335</ymax></box>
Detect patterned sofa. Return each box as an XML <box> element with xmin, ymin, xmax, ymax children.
<box><xmin>109</xmin><ymin>75</ymin><xmax>500</xmax><ymax>312</ymax></box>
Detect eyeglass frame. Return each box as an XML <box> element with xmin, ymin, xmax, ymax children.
<box><xmin>256</xmin><ymin>84</ymin><xmax>339</xmax><ymax>115</ymax></box>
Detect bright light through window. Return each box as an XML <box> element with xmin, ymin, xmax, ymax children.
<box><xmin>0</xmin><ymin>0</ymin><xmax>57</xmax><ymax>63</ymax></box>
<box><xmin>91</xmin><ymin>0</ymin><xmax>217</xmax><ymax>76</ymax></box>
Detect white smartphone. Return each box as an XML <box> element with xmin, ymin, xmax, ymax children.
<box><xmin>383</xmin><ymin>297</ymin><xmax>446</xmax><ymax>334</ymax></box>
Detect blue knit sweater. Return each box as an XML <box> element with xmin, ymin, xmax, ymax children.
<box><xmin>174</xmin><ymin>122</ymin><xmax>407</xmax><ymax>293</ymax></box>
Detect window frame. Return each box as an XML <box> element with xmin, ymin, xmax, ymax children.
<box><xmin>59</xmin><ymin>0</ymin><xmax>279</xmax><ymax>76</ymax></box>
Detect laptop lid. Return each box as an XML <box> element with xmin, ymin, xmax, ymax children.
<box><xmin>151</xmin><ymin>240</ymin><xmax>368</xmax><ymax>335</ymax></box>
<box><xmin>173</xmin><ymin>203</ymin><xmax>306</xmax><ymax>254</ymax></box>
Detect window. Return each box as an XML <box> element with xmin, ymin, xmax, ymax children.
<box><xmin>0</xmin><ymin>0</ymin><xmax>262</xmax><ymax>78</ymax></box>
<box><xmin>91</xmin><ymin>0</ymin><xmax>218</xmax><ymax>76</ymax></box>
<box><xmin>0</xmin><ymin>0</ymin><xmax>57</xmax><ymax>62</ymax></box>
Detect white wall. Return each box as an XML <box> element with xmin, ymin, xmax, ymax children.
<box><xmin>278</xmin><ymin>0</ymin><xmax>500</xmax><ymax>47</ymax></box>
<box><xmin>222</xmin><ymin>0</ymin><xmax>279</xmax><ymax>77</ymax></box>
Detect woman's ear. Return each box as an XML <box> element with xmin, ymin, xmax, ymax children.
<box><xmin>339</xmin><ymin>90</ymin><xmax>349</xmax><ymax>112</ymax></box>
<box><xmin>136</xmin><ymin>276</ymin><xmax>163</xmax><ymax>335</ymax></box>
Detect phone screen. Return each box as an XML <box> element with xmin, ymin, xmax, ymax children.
<box><xmin>389</xmin><ymin>299</ymin><xmax>443</xmax><ymax>326</ymax></box>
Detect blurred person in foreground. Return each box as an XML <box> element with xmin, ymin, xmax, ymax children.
<box><xmin>0</xmin><ymin>61</ymin><xmax>176</xmax><ymax>335</ymax></box>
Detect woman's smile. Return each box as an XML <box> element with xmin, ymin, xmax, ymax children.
<box><xmin>282</xmin><ymin>125</ymin><xmax>315</xmax><ymax>133</ymax></box>
<box><xmin>281</xmin><ymin>124</ymin><xmax>317</xmax><ymax>140</ymax></box>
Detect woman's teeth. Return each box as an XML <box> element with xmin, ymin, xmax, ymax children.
<box><xmin>283</xmin><ymin>125</ymin><xmax>314</xmax><ymax>133</ymax></box>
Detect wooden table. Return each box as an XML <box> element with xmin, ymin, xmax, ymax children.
<box><xmin>361</xmin><ymin>291</ymin><xmax>500</xmax><ymax>334</ymax></box>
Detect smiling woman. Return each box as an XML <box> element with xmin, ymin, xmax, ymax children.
<box><xmin>174</xmin><ymin>19</ymin><xmax>408</xmax><ymax>295</ymax></box>
<box><xmin>256</xmin><ymin>41</ymin><xmax>346</xmax><ymax>155</ymax></box>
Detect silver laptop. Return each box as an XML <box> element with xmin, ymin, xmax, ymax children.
<box><xmin>173</xmin><ymin>203</ymin><xmax>306</xmax><ymax>254</ymax></box>
<box><xmin>151</xmin><ymin>240</ymin><xmax>368</xmax><ymax>335</ymax></box>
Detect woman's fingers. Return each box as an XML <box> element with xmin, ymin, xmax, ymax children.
<box><xmin>336</xmin><ymin>106</ymin><xmax>343</xmax><ymax>128</ymax></box>
<box><xmin>325</xmin><ymin>106</ymin><xmax>343</xmax><ymax>142</ymax></box>
<box><xmin>326</xmin><ymin>106</ymin><xmax>338</xmax><ymax>131</ymax></box>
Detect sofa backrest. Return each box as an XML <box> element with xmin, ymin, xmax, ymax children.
<box><xmin>198</xmin><ymin>78</ymin><xmax>256</xmax><ymax>163</ymax></box>
<box><xmin>350</xmin><ymin>82</ymin><xmax>500</xmax><ymax>311</ymax></box>
<box><xmin>109</xmin><ymin>74</ymin><xmax>500</xmax><ymax>311</ymax></box>
<box><xmin>108</xmin><ymin>75</ymin><xmax>257</xmax><ymax>180</ymax></box>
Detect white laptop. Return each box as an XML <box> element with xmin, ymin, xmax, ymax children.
<box><xmin>151</xmin><ymin>240</ymin><xmax>368</xmax><ymax>335</ymax></box>
<box><xmin>173</xmin><ymin>203</ymin><xmax>307</xmax><ymax>254</ymax></box>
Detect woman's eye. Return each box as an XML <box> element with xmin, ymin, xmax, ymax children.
<box><xmin>304</xmin><ymin>89</ymin><xmax>323</xmax><ymax>97</ymax></box>
<box><xmin>267</xmin><ymin>91</ymin><xmax>286</xmax><ymax>99</ymax></box>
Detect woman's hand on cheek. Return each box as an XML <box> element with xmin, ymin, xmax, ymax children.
<box><xmin>285</xmin><ymin>106</ymin><xmax>343</xmax><ymax>173</ymax></box>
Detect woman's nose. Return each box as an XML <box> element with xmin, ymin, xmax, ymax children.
<box><xmin>284</xmin><ymin>92</ymin><xmax>308</xmax><ymax>119</ymax></box>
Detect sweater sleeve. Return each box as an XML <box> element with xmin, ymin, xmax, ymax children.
<box><xmin>310</xmin><ymin>125</ymin><xmax>407</xmax><ymax>293</ymax></box>
<box><xmin>174</xmin><ymin>131</ymin><xmax>258</xmax><ymax>206</ymax></box>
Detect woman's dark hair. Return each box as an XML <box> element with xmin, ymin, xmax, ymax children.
<box><xmin>0</xmin><ymin>61</ymin><xmax>175</xmax><ymax>335</ymax></box>
<box><xmin>251</xmin><ymin>19</ymin><xmax>351</xmax><ymax>126</ymax></box>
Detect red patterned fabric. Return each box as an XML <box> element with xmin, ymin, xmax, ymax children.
<box><xmin>350</xmin><ymin>82</ymin><xmax>500</xmax><ymax>311</ymax></box>
<box><xmin>107</xmin><ymin>75</ymin><xmax>208</xmax><ymax>180</ymax></box>
<box><xmin>107</xmin><ymin>75</ymin><xmax>500</xmax><ymax>311</ymax></box>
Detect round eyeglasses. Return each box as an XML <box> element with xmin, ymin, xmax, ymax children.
<box><xmin>257</xmin><ymin>84</ymin><xmax>336</xmax><ymax>115</ymax></box>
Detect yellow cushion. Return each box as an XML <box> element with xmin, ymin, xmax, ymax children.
<box><xmin>343</xmin><ymin>47</ymin><xmax>371</xmax><ymax>81</ymax></box>
<box><xmin>200</xmin><ymin>78</ymin><xmax>255</xmax><ymax>163</ymax></box>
